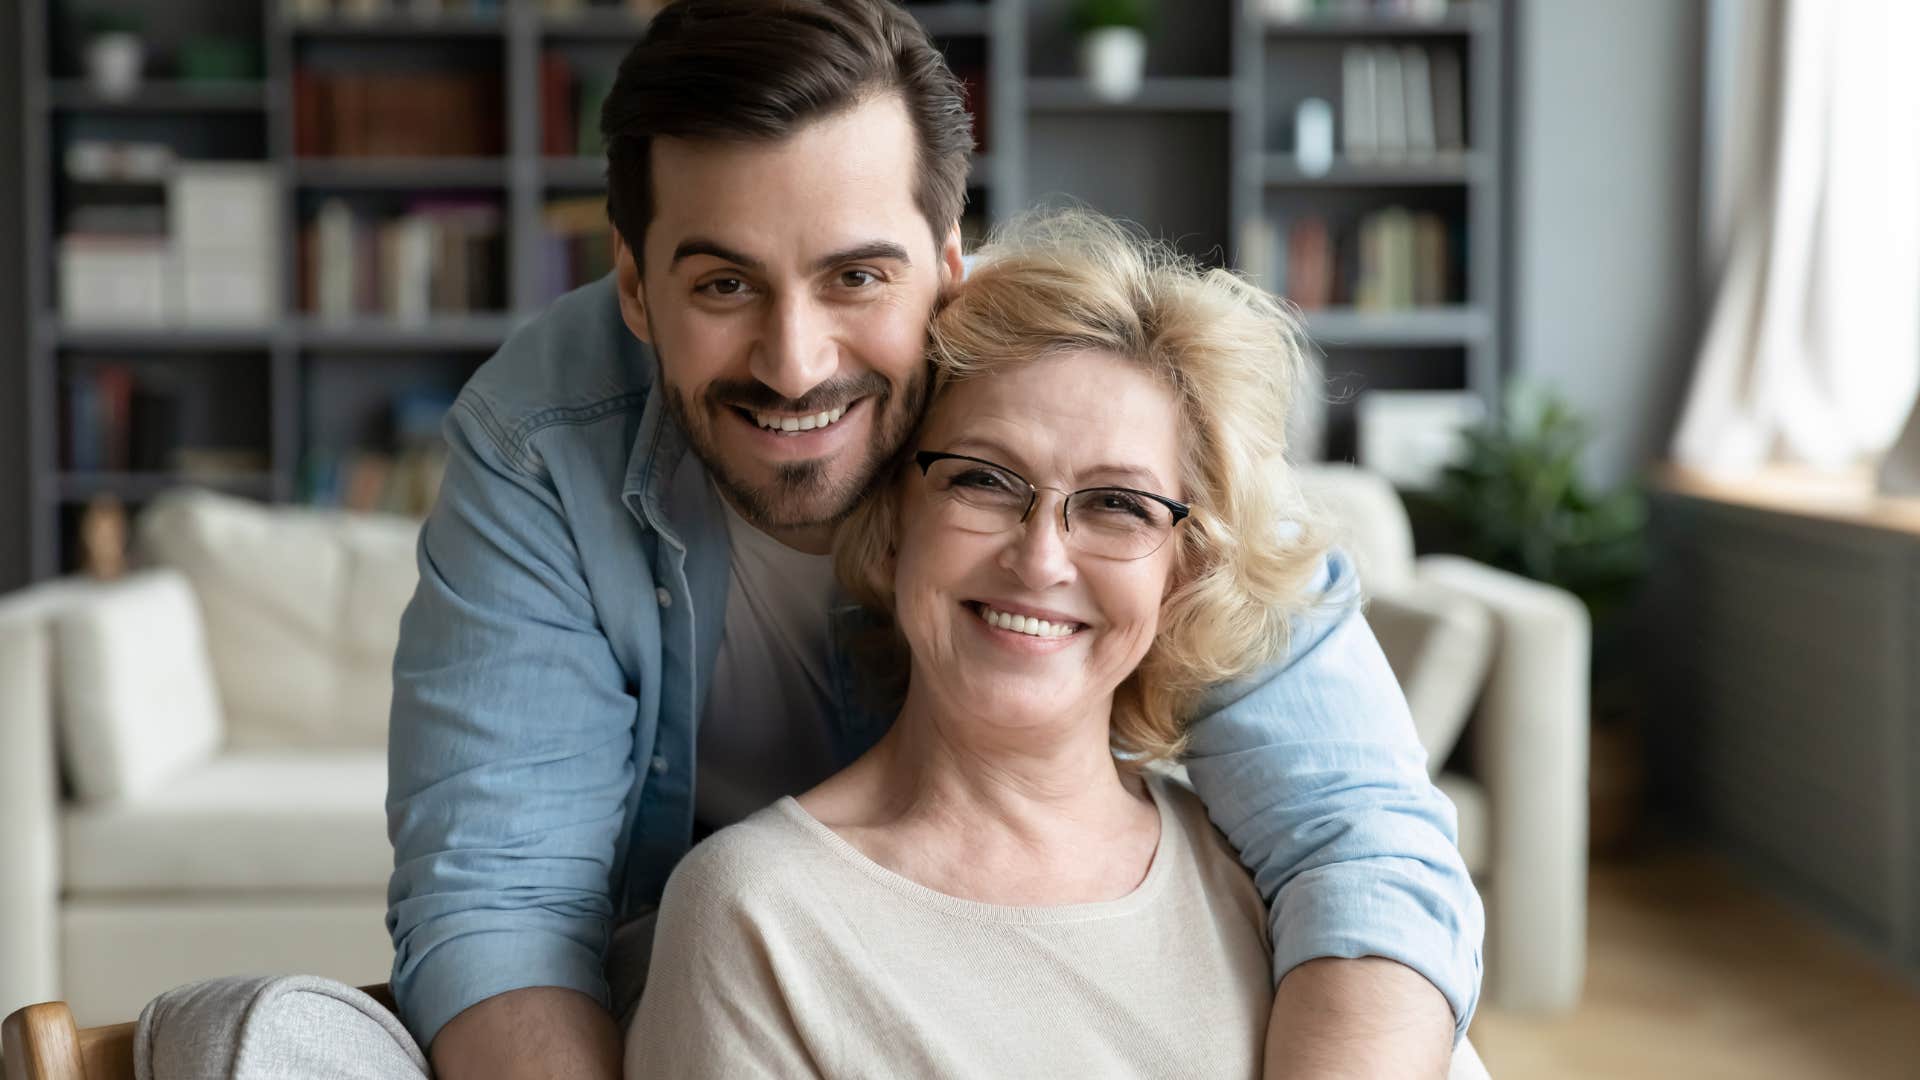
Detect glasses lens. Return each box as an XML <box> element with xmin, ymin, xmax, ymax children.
<box><xmin>924</xmin><ymin>457</ymin><xmax>1029</xmax><ymax>532</ymax></box>
<box><xmin>1066</xmin><ymin>488</ymin><xmax>1177</xmax><ymax>560</ymax></box>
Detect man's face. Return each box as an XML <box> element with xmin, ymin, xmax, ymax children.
<box><xmin>614</xmin><ymin>94</ymin><xmax>964</xmax><ymax>537</ymax></box>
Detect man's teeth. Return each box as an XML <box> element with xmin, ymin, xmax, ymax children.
<box><xmin>753</xmin><ymin>404</ymin><xmax>848</xmax><ymax>433</ymax></box>
<box><xmin>980</xmin><ymin>604</ymin><xmax>1079</xmax><ymax>639</ymax></box>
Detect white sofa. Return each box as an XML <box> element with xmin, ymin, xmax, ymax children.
<box><xmin>0</xmin><ymin>490</ymin><xmax>418</xmax><ymax>1026</ymax></box>
<box><xmin>1297</xmin><ymin>463</ymin><xmax>1590</xmax><ymax>1014</ymax></box>
<box><xmin>0</xmin><ymin>468</ymin><xmax>1587</xmax><ymax>1028</ymax></box>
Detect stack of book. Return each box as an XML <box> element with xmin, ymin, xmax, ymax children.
<box><xmin>300</xmin><ymin>199</ymin><xmax>505</xmax><ymax>320</ymax></box>
<box><xmin>1339</xmin><ymin>44</ymin><xmax>1465</xmax><ymax>162</ymax></box>
<box><xmin>285</xmin><ymin>0</ymin><xmax>506</xmax><ymax>18</ymax></box>
<box><xmin>539</xmin><ymin>0</ymin><xmax>661</xmax><ymax>15</ymax></box>
<box><xmin>301</xmin><ymin>389</ymin><xmax>455</xmax><ymax>516</ymax></box>
<box><xmin>1269</xmin><ymin>207</ymin><xmax>1458</xmax><ymax>311</ymax></box>
<box><xmin>59</xmin><ymin>162</ymin><xmax>278</xmax><ymax>328</ymax></box>
<box><xmin>539</xmin><ymin>54</ymin><xmax>614</xmax><ymax>158</ymax></box>
<box><xmin>541</xmin><ymin>196</ymin><xmax>615</xmax><ymax>301</ymax></box>
<box><xmin>1264</xmin><ymin>0</ymin><xmax>1452</xmax><ymax>23</ymax></box>
<box><xmin>294</xmin><ymin>69</ymin><xmax>504</xmax><ymax>157</ymax></box>
<box><xmin>62</xmin><ymin>364</ymin><xmax>267</xmax><ymax>477</ymax></box>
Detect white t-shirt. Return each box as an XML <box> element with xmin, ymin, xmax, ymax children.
<box><xmin>694</xmin><ymin>493</ymin><xmax>842</xmax><ymax>830</ymax></box>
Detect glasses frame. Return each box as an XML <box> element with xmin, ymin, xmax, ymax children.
<box><xmin>912</xmin><ymin>450</ymin><xmax>1190</xmax><ymax>559</ymax></box>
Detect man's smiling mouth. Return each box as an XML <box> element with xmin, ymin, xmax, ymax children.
<box><xmin>749</xmin><ymin>404</ymin><xmax>851</xmax><ymax>433</ymax></box>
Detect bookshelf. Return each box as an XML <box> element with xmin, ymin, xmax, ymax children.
<box><xmin>19</xmin><ymin>0</ymin><xmax>1506</xmax><ymax>580</ymax></box>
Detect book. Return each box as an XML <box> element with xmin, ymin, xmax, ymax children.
<box><xmin>1371</xmin><ymin>47</ymin><xmax>1408</xmax><ymax>160</ymax></box>
<box><xmin>1401</xmin><ymin>47</ymin><xmax>1436</xmax><ymax>160</ymax></box>
<box><xmin>1286</xmin><ymin>216</ymin><xmax>1334</xmax><ymax>309</ymax></box>
<box><xmin>541</xmin><ymin>53</ymin><xmax>577</xmax><ymax>157</ymax></box>
<box><xmin>1429</xmin><ymin>46</ymin><xmax>1465</xmax><ymax>152</ymax></box>
<box><xmin>1341</xmin><ymin>47</ymin><xmax>1377</xmax><ymax>160</ymax></box>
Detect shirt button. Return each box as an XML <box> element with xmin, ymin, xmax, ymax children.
<box><xmin>651</xmin><ymin>755</ymin><xmax>669</xmax><ymax>776</ymax></box>
<box><xmin>654</xmin><ymin>587</ymin><xmax>672</xmax><ymax>608</ymax></box>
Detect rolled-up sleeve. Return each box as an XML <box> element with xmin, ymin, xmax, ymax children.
<box><xmin>1182</xmin><ymin>550</ymin><xmax>1485</xmax><ymax>1041</ymax></box>
<box><xmin>385</xmin><ymin>396</ymin><xmax>638</xmax><ymax>1051</ymax></box>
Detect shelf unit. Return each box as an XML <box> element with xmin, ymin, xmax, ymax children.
<box><xmin>19</xmin><ymin>0</ymin><xmax>1505</xmax><ymax>580</ymax></box>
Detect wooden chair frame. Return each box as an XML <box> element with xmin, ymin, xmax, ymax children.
<box><xmin>2</xmin><ymin>984</ymin><xmax>395</xmax><ymax>1080</ymax></box>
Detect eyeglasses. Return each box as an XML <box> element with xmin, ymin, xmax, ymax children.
<box><xmin>913</xmin><ymin>451</ymin><xmax>1190</xmax><ymax>561</ymax></box>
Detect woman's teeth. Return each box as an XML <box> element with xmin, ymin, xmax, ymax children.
<box><xmin>980</xmin><ymin>604</ymin><xmax>1079</xmax><ymax>639</ymax></box>
<box><xmin>753</xmin><ymin>404</ymin><xmax>848</xmax><ymax>433</ymax></box>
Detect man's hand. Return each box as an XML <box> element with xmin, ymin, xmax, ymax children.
<box><xmin>429</xmin><ymin>986</ymin><xmax>622</xmax><ymax>1080</ymax></box>
<box><xmin>1263</xmin><ymin>957</ymin><xmax>1455</xmax><ymax>1080</ymax></box>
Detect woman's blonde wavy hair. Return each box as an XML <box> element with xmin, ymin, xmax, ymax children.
<box><xmin>834</xmin><ymin>208</ymin><xmax>1330</xmax><ymax>765</ymax></box>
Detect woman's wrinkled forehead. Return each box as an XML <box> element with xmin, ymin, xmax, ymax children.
<box><xmin>914</xmin><ymin>350</ymin><xmax>1185</xmax><ymax>496</ymax></box>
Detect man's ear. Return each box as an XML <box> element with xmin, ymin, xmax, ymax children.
<box><xmin>937</xmin><ymin>222</ymin><xmax>965</xmax><ymax>288</ymax></box>
<box><xmin>612</xmin><ymin>229</ymin><xmax>654</xmax><ymax>346</ymax></box>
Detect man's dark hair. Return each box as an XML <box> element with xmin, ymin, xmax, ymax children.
<box><xmin>600</xmin><ymin>0</ymin><xmax>974</xmax><ymax>267</ymax></box>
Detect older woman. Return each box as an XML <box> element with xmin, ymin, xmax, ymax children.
<box><xmin>625</xmin><ymin>210</ymin><xmax>1471</xmax><ymax>1078</ymax></box>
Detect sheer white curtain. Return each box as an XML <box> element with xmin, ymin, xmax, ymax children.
<box><xmin>1671</xmin><ymin>0</ymin><xmax>1920</xmax><ymax>474</ymax></box>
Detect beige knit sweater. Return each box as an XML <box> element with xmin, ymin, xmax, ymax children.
<box><xmin>625</xmin><ymin>774</ymin><xmax>1273</xmax><ymax>1079</ymax></box>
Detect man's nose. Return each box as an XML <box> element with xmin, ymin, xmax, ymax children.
<box><xmin>751</xmin><ymin>293</ymin><xmax>837</xmax><ymax>402</ymax></box>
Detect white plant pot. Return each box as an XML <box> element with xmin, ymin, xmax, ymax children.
<box><xmin>85</xmin><ymin>33</ymin><xmax>145</xmax><ymax>100</ymax></box>
<box><xmin>1079</xmin><ymin>27</ymin><xmax>1147</xmax><ymax>103</ymax></box>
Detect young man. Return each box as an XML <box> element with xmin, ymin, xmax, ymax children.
<box><xmin>387</xmin><ymin>2</ymin><xmax>1482</xmax><ymax>1077</ymax></box>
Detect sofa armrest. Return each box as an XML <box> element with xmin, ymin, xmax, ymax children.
<box><xmin>1415</xmin><ymin>554</ymin><xmax>1590</xmax><ymax>1013</ymax></box>
<box><xmin>0</xmin><ymin>585</ymin><xmax>84</xmax><ymax>1018</ymax></box>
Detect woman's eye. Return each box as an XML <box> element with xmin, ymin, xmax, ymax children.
<box><xmin>1094</xmin><ymin>492</ymin><xmax>1153</xmax><ymax>520</ymax></box>
<box><xmin>953</xmin><ymin>469</ymin><xmax>1009</xmax><ymax>490</ymax></box>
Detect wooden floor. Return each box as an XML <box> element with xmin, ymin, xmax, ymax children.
<box><xmin>1468</xmin><ymin>846</ymin><xmax>1920</xmax><ymax>1078</ymax></box>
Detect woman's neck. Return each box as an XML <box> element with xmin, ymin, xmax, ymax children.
<box><xmin>798</xmin><ymin>681</ymin><xmax>1160</xmax><ymax>905</ymax></box>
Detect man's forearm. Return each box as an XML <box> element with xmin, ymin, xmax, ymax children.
<box><xmin>429</xmin><ymin>986</ymin><xmax>622</xmax><ymax>1080</ymax></box>
<box><xmin>1263</xmin><ymin>957</ymin><xmax>1454</xmax><ymax>1080</ymax></box>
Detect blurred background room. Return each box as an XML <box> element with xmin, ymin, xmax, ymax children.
<box><xmin>2</xmin><ymin>0</ymin><xmax>1918</xmax><ymax>1076</ymax></box>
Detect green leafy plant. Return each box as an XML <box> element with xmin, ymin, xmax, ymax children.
<box><xmin>1430</xmin><ymin>384</ymin><xmax>1648</xmax><ymax>620</ymax></box>
<box><xmin>1071</xmin><ymin>0</ymin><xmax>1153</xmax><ymax>34</ymax></box>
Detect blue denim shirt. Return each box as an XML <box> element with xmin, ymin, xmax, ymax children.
<box><xmin>385</xmin><ymin>275</ymin><xmax>1484</xmax><ymax>1050</ymax></box>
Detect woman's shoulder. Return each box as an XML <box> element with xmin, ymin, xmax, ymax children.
<box><xmin>659</xmin><ymin>800</ymin><xmax>819</xmax><ymax>917</ymax></box>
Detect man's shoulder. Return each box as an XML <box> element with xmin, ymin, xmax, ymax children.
<box><xmin>454</xmin><ymin>274</ymin><xmax>658</xmax><ymax>461</ymax></box>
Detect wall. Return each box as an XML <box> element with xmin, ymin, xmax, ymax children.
<box><xmin>0</xmin><ymin>0</ymin><xmax>28</xmax><ymax>593</ymax></box>
<box><xmin>1507</xmin><ymin>0</ymin><xmax>1705</xmax><ymax>489</ymax></box>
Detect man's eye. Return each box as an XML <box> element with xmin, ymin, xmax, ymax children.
<box><xmin>840</xmin><ymin>269</ymin><xmax>879</xmax><ymax>288</ymax></box>
<box><xmin>699</xmin><ymin>277</ymin><xmax>749</xmax><ymax>297</ymax></box>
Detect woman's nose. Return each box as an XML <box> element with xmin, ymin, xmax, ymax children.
<box><xmin>998</xmin><ymin>492</ymin><xmax>1077</xmax><ymax>588</ymax></box>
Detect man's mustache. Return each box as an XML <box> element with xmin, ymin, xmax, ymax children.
<box><xmin>706</xmin><ymin>373</ymin><xmax>892</xmax><ymax>415</ymax></box>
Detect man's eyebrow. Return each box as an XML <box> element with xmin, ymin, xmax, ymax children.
<box><xmin>670</xmin><ymin>239</ymin><xmax>765</xmax><ymax>272</ymax></box>
<box><xmin>810</xmin><ymin>241</ymin><xmax>912</xmax><ymax>274</ymax></box>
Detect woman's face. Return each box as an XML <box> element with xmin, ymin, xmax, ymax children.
<box><xmin>891</xmin><ymin>349</ymin><xmax>1185</xmax><ymax>736</ymax></box>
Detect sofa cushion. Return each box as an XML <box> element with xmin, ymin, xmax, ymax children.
<box><xmin>1363</xmin><ymin>579</ymin><xmax>1494</xmax><ymax>772</ymax></box>
<box><xmin>138</xmin><ymin>489</ymin><xmax>420</xmax><ymax>749</ymax></box>
<box><xmin>1294</xmin><ymin>463</ymin><xmax>1417</xmax><ymax>594</ymax></box>
<box><xmin>56</xmin><ymin>571</ymin><xmax>225</xmax><ymax>804</ymax></box>
<box><xmin>1436</xmin><ymin>771</ymin><xmax>1489</xmax><ymax>877</ymax></box>
<box><xmin>63</xmin><ymin>749</ymin><xmax>390</xmax><ymax>893</ymax></box>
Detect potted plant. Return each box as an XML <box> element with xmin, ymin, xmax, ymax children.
<box><xmin>79</xmin><ymin>10</ymin><xmax>147</xmax><ymax>100</ymax></box>
<box><xmin>1420</xmin><ymin>384</ymin><xmax>1651</xmax><ymax>855</ymax></box>
<box><xmin>1071</xmin><ymin>0</ymin><xmax>1152</xmax><ymax>103</ymax></box>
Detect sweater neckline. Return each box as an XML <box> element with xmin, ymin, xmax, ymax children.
<box><xmin>773</xmin><ymin>774</ymin><xmax>1180</xmax><ymax>924</ymax></box>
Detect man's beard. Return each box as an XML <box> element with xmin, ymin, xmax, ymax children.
<box><xmin>662</xmin><ymin>357</ymin><xmax>930</xmax><ymax>533</ymax></box>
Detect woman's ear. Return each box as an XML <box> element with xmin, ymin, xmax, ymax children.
<box><xmin>612</xmin><ymin>229</ymin><xmax>654</xmax><ymax>345</ymax></box>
